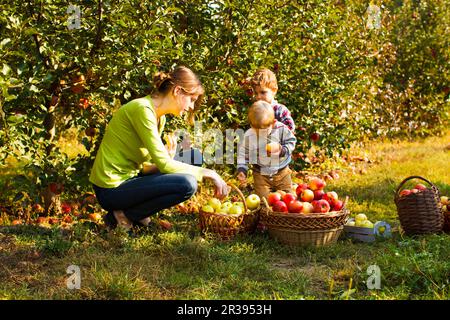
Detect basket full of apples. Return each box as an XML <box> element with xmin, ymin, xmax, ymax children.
<box><xmin>260</xmin><ymin>177</ymin><xmax>350</xmax><ymax>247</ymax></box>
<box><xmin>394</xmin><ymin>176</ymin><xmax>444</xmax><ymax>236</ymax></box>
<box><xmin>199</xmin><ymin>184</ymin><xmax>261</xmax><ymax>240</ymax></box>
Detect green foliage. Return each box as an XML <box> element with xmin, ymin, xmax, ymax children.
<box><xmin>0</xmin><ymin>0</ymin><xmax>448</xmax><ymax>198</ymax></box>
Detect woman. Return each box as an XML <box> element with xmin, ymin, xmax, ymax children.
<box><xmin>89</xmin><ymin>66</ymin><xmax>229</xmax><ymax>231</ymax></box>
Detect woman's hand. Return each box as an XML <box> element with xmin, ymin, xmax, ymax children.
<box><xmin>202</xmin><ymin>169</ymin><xmax>230</xmax><ymax>200</ymax></box>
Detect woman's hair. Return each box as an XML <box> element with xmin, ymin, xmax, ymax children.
<box><xmin>251</xmin><ymin>68</ymin><xmax>278</xmax><ymax>91</ymax></box>
<box><xmin>248</xmin><ymin>100</ymin><xmax>275</xmax><ymax>129</ymax></box>
<box><xmin>153</xmin><ymin>66</ymin><xmax>204</xmax><ymax>97</ymax></box>
<box><xmin>153</xmin><ymin>66</ymin><xmax>204</xmax><ymax>124</ymax></box>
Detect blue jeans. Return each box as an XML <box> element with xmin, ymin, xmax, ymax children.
<box><xmin>92</xmin><ymin>148</ymin><xmax>203</xmax><ymax>222</ymax></box>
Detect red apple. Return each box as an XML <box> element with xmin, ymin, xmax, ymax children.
<box><xmin>276</xmin><ymin>190</ymin><xmax>287</xmax><ymax>198</ymax></box>
<box><xmin>301</xmin><ymin>189</ymin><xmax>315</xmax><ymax>202</ymax></box>
<box><xmin>332</xmin><ymin>200</ymin><xmax>344</xmax><ymax>211</ymax></box>
<box><xmin>310</xmin><ymin>132</ymin><xmax>320</xmax><ymax>142</ymax></box>
<box><xmin>411</xmin><ymin>189</ymin><xmax>419</xmax><ymax>193</ymax></box>
<box><xmin>308</xmin><ymin>177</ymin><xmax>326</xmax><ymax>191</ymax></box>
<box><xmin>61</xmin><ymin>202</ymin><xmax>72</xmax><ymax>214</ymax></box>
<box><xmin>288</xmin><ymin>201</ymin><xmax>303</xmax><ymax>214</ymax></box>
<box><xmin>301</xmin><ymin>202</ymin><xmax>314</xmax><ymax>214</ymax></box>
<box><xmin>272</xmin><ymin>200</ymin><xmax>288</xmax><ymax>213</ymax></box>
<box><xmin>323</xmin><ymin>191</ymin><xmax>338</xmax><ymax>203</ymax></box>
<box><xmin>414</xmin><ymin>184</ymin><xmax>427</xmax><ymax>191</ymax></box>
<box><xmin>282</xmin><ymin>193</ymin><xmax>297</xmax><ymax>206</ymax></box>
<box><xmin>399</xmin><ymin>189</ymin><xmax>412</xmax><ymax>197</ymax></box>
<box><xmin>295</xmin><ymin>183</ymin><xmax>309</xmax><ymax>198</ymax></box>
<box><xmin>312</xmin><ymin>199</ymin><xmax>331</xmax><ymax>213</ymax></box>
<box><xmin>267</xmin><ymin>192</ymin><xmax>282</xmax><ymax>206</ymax></box>
<box><xmin>313</xmin><ymin>190</ymin><xmax>325</xmax><ymax>200</ymax></box>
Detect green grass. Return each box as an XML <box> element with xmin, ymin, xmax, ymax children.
<box><xmin>0</xmin><ymin>132</ymin><xmax>449</xmax><ymax>300</ymax></box>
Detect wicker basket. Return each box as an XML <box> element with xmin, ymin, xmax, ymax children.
<box><xmin>443</xmin><ymin>210</ymin><xmax>450</xmax><ymax>233</ymax></box>
<box><xmin>260</xmin><ymin>197</ymin><xmax>350</xmax><ymax>231</ymax></box>
<box><xmin>198</xmin><ymin>184</ymin><xmax>260</xmax><ymax>240</ymax></box>
<box><xmin>394</xmin><ymin>176</ymin><xmax>444</xmax><ymax>236</ymax></box>
<box><xmin>268</xmin><ymin>226</ymin><xmax>344</xmax><ymax>247</ymax></box>
<box><xmin>260</xmin><ymin>197</ymin><xmax>349</xmax><ymax>246</ymax></box>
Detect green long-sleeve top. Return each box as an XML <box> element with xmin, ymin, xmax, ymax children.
<box><xmin>89</xmin><ymin>95</ymin><xmax>204</xmax><ymax>188</ymax></box>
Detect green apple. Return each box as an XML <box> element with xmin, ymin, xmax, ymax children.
<box><xmin>235</xmin><ymin>201</ymin><xmax>245</xmax><ymax>209</ymax></box>
<box><xmin>220</xmin><ymin>202</ymin><xmax>233</xmax><ymax>214</ymax></box>
<box><xmin>346</xmin><ymin>221</ymin><xmax>356</xmax><ymax>226</ymax></box>
<box><xmin>355</xmin><ymin>213</ymin><xmax>368</xmax><ymax>223</ymax></box>
<box><xmin>202</xmin><ymin>205</ymin><xmax>214</xmax><ymax>213</ymax></box>
<box><xmin>229</xmin><ymin>204</ymin><xmax>244</xmax><ymax>215</ymax></box>
<box><xmin>362</xmin><ymin>220</ymin><xmax>374</xmax><ymax>228</ymax></box>
<box><xmin>378</xmin><ymin>226</ymin><xmax>386</xmax><ymax>234</ymax></box>
<box><xmin>208</xmin><ymin>198</ymin><xmax>222</xmax><ymax>212</ymax></box>
<box><xmin>245</xmin><ymin>194</ymin><xmax>261</xmax><ymax>210</ymax></box>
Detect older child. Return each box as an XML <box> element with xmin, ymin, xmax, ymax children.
<box><xmin>236</xmin><ymin>101</ymin><xmax>296</xmax><ymax>200</ymax></box>
<box><xmin>251</xmin><ymin>68</ymin><xmax>295</xmax><ymax>133</ymax></box>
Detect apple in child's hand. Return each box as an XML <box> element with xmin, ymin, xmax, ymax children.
<box><xmin>266</xmin><ymin>142</ymin><xmax>281</xmax><ymax>155</ymax></box>
<box><xmin>272</xmin><ymin>200</ymin><xmax>288</xmax><ymax>213</ymax></box>
<box><xmin>208</xmin><ymin>198</ymin><xmax>222</xmax><ymax>212</ymax></box>
<box><xmin>288</xmin><ymin>201</ymin><xmax>303</xmax><ymax>214</ymax></box>
<box><xmin>246</xmin><ymin>194</ymin><xmax>261</xmax><ymax>210</ymax></box>
<box><xmin>312</xmin><ymin>200</ymin><xmax>330</xmax><ymax>213</ymax></box>
<box><xmin>399</xmin><ymin>189</ymin><xmax>412</xmax><ymax>197</ymax></box>
<box><xmin>295</xmin><ymin>183</ymin><xmax>309</xmax><ymax>198</ymax></box>
<box><xmin>267</xmin><ymin>192</ymin><xmax>282</xmax><ymax>206</ymax></box>
<box><xmin>301</xmin><ymin>202</ymin><xmax>314</xmax><ymax>214</ymax></box>
<box><xmin>308</xmin><ymin>177</ymin><xmax>326</xmax><ymax>191</ymax></box>
<box><xmin>414</xmin><ymin>184</ymin><xmax>427</xmax><ymax>191</ymax></box>
<box><xmin>282</xmin><ymin>193</ymin><xmax>296</xmax><ymax>206</ymax></box>
<box><xmin>301</xmin><ymin>189</ymin><xmax>315</xmax><ymax>202</ymax></box>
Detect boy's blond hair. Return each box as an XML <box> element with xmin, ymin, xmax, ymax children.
<box><xmin>248</xmin><ymin>101</ymin><xmax>275</xmax><ymax>129</ymax></box>
<box><xmin>251</xmin><ymin>68</ymin><xmax>278</xmax><ymax>91</ymax></box>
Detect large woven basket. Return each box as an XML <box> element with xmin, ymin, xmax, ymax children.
<box><xmin>394</xmin><ymin>176</ymin><xmax>444</xmax><ymax>236</ymax></box>
<box><xmin>260</xmin><ymin>197</ymin><xmax>350</xmax><ymax>231</ymax></box>
<box><xmin>260</xmin><ymin>197</ymin><xmax>349</xmax><ymax>246</ymax></box>
<box><xmin>268</xmin><ymin>226</ymin><xmax>344</xmax><ymax>247</ymax></box>
<box><xmin>198</xmin><ymin>184</ymin><xmax>260</xmax><ymax>240</ymax></box>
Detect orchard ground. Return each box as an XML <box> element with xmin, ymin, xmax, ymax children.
<box><xmin>0</xmin><ymin>131</ymin><xmax>449</xmax><ymax>300</ymax></box>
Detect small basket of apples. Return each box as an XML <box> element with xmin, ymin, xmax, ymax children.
<box><xmin>394</xmin><ymin>176</ymin><xmax>444</xmax><ymax>236</ymax></box>
<box><xmin>199</xmin><ymin>184</ymin><xmax>262</xmax><ymax>240</ymax></box>
<box><xmin>260</xmin><ymin>177</ymin><xmax>350</xmax><ymax>247</ymax></box>
<box><xmin>344</xmin><ymin>214</ymin><xmax>392</xmax><ymax>242</ymax></box>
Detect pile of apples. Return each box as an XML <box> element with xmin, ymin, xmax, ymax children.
<box><xmin>345</xmin><ymin>213</ymin><xmax>374</xmax><ymax>229</ymax></box>
<box><xmin>398</xmin><ymin>183</ymin><xmax>429</xmax><ymax>197</ymax></box>
<box><xmin>267</xmin><ymin>177</ymin><xmax>344</xmax><ymax>214</ymax></box>
<box><xmin>201</xmin><ymin>194</ymin><xmax>261</xmax><ymax>215</ymax></box>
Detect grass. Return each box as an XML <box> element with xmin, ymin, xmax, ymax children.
<box><xmin>0</xmin><ymin>131</ymin><xmax>449</xmax><ymax>300</ymax></box>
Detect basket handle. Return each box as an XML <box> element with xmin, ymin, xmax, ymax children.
<box><xmin>227</xmin><ymin>183</ymin><xmax>248</xmax><ymax>213</ymax></box>
<box><xmin>394</xmin><ymin>175</ymin><xmax>439</xmax><ymax>201</ymax></box>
